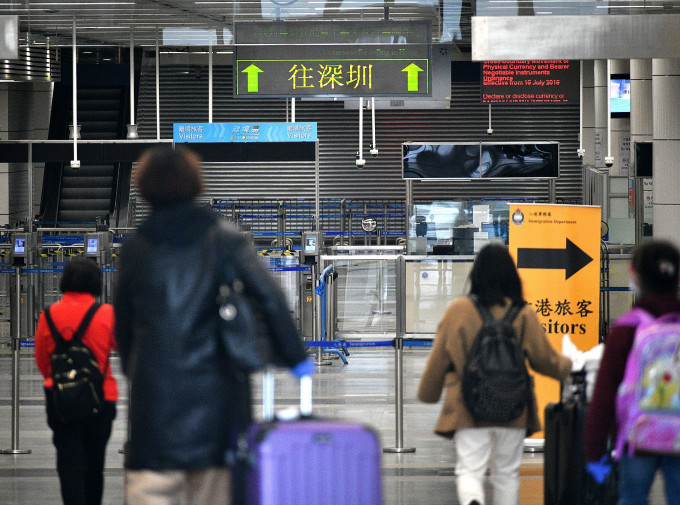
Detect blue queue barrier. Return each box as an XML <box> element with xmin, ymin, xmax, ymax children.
<box><xmin>303</xmin><ymin>338</ymin><xmax>432</xmax><ymax>362</ymax></box>
<box><xmin>313</xmin><ymin>264</ymin><xmax>350</xmax><ymax>363</ymax></box>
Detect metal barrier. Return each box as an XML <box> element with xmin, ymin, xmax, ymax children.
<box><xmin>0</xmin><ymin>238</ymin><xmax>638</xmax><ymax>457</ymax></box>
<box><xmin>0</xmin><ymin>264</ymin><xmax>31</xmax><ymax>455</ymax></box>
<box><xmin>212</xmin><ymin>198</ymin><xmax>406</xmax><ymax>249</ymax></box>
<box><xmin>304</xmin><ymin>337</ymin><xmax>432</xmax><ymax>454</ymax></box>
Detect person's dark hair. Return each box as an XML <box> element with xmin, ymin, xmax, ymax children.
<box><xmin>632</xmin><ymin>240</ymin><xmax>680</xmax><ymax>295</ymax></box>
<box><xmin>135</xmin><ymin>146</ymin><xmax>203</xmax><ymax>207</ymax></box>
<box><xmin>59</xmin><ymin>257</ymin><xmax>102</xmax><ymax>296</ymax></box>
<box><xmin>468</xmin><ymin>243</ymin><xmax>524</xmax><ymax>307</ymax></box>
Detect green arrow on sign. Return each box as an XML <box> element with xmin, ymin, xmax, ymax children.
<box><xmin>242</xmin><ymin>64</ymin><xmax>263</xmax><ymax>93</ymax></box>
<box><xmin>402</xmin><ymin>63</ymin><xmax>423</xmax><ymax>92</ymax></box>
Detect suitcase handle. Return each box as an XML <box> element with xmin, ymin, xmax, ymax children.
<box><xmin>262</xmin><ymin>369</ymin><xmax>313</xmax><ymax>421</ymax></box>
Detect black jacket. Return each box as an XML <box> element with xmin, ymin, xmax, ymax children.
<box><xmin>114</xmin><ymin>202</ymin><xmax>307</xmax><ymax>470</ymax></box>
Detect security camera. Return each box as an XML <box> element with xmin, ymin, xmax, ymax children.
<box><xmin>369</xmin><ymin>144</ymin><xmax>378</xmax><ymax>157</ymax></box>
<box><xmin>486</xmin><ymin>128</ymin><xmax>493</xmax><ymax>135</ymax></box>
<box><xmin>70</xmin><ymin>160</ymin><xmax>81</xmax><ymax>169</ymax></box>
<box><xmin>355</xmin><ymin>153</ymin><xmax>366</xmax><ymax>168</ymax></box>
<box><xmin>577</xmin><ymin>148</ymin><xmax>585</xmax><ymax>159</ymax></box>
<box><xmin>604</xmin><ymin>156</ymin><xmax>615</xmax><ymax>168</ymax></box>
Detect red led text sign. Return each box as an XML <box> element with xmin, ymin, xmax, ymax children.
<box><xmin>482</xmin><ymin>60</ymin><xmax>579</xmax><ymax>104</ymax></box>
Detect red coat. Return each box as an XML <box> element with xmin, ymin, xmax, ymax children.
<box><xmin>34</xmin><ymin>292</ymin><xmax>118</xmax><ymax>402</ymax></box>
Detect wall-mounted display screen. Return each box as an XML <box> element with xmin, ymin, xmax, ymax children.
<box><xmin>402</xmin><ymin>142</ymin><xmax>559</xmax><ymax>180</ymax></box>
<box><xmin>611</xmin><ymin>74</ymin><xmax>631</xmax><ymax>117</ymax></box>
<box><xmin>634</xmin><ymin>141</ymin><xmax>652</xmax><ymax>178</ymax></box>
<box><xmin>86</xmin><ymin>237</ymin><xmax>99</xmax><ymax>255</ymax></box>
<box><xmin>13</xmin><ymin>237</ymin><xmax>25</xmax><ymax>254</ymax></box>
<box><xmin>304</xmin><ymin>235</ymin><xmax>318</xmax><ymax>254</ymax></box>
<box><xmin>481</xmin><ymin>60</ymin><xmax>579</xmax><ymax>104</ymax></box>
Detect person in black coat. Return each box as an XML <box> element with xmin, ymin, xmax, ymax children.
<box><xmin>114</xmin><ymin>146</ymin><xmax>311</xmax><ymax>505</ymax></box>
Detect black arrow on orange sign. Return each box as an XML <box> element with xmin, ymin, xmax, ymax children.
<box><xmin>516</xmin><ymin>238</ymin><xmax>593</xmax><ymax>280</ymax></box>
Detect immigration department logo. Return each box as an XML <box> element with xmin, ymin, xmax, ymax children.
<box><xmin>511</xmin><ymin>208</ymin><xmax>525</xmax><ymax>226</ymax></box>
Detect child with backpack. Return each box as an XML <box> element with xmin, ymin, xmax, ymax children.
<box><xmin>34</xmin><ymin>257</ymin><xmax>118</xmax><ymax>505</ymax></box>
<box><xmin>584</xmin><ymin>240</ymin><xmax>680</xmax><ymax>505</ymax></box>
<box><xmin>418</xmin><ymin>244</ymin><xmax>572</xmax><ymax>505</ymax></box>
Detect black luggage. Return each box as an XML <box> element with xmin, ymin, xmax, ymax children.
<box><xmin>544</xmin><ymin>371</ymin><xmax>617</xmax><ymax>505</ymax></box>
<box><xmin>544</xmin><ymin>399</ymin><xmax>588</xmax><ymax>505</ymax></box>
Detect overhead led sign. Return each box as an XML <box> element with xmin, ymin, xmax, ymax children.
<box><xmin>234</xmin><ymin>21</ymin><xmax>432</xmax><ymax>98</ymax></box>
<box><xmin>481</xmin><ymin>60</ymin><xmax>579</xmax><ymax>104</ymax></box>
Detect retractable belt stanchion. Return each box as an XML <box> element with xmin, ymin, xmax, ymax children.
<box><xmin>1</xmin><ymin>232</ymin><xmax>33</xmax><ymax>455</ymax></box>
<box><xmin>383</xmin><ymin>336</ymin><xmax>415</xmax><ymax>454</ymax></box>
<box><xmin>384</xmin><ymin>256</ymin><xmax>415</xmax><ymax>454</ymax></box>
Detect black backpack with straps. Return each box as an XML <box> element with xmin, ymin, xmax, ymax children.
<box><xmin>462</xmin><ymin>296</ymin><xmax>530</xmax><ymax>423</ymax></box>
<box><xmin>44</xmin><ymin>303</ymin><xmax>105</xmax><ymax>422</ymax></box>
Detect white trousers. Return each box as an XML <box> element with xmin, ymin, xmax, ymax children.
<box><xmin>454</xmin><ymin>427</ymin><xmax>525</xmax><ymax>505</ymax></box>
<box><xmin>125</xmin><ymin>467</ymin><xmax>231</xmax><ymax>505</ymax></box>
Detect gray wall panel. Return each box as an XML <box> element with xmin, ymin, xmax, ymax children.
<box><xmin>133</xmin><ymin>56</ymin><xmax>581</xmax><ymax>224</ymax></box>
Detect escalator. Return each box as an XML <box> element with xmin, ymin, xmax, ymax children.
<box><xmin>40</xmin><ymin>56</ymin><xmax>138</xmax><ymax>227</ymax></box>
<box><xmin>58</xmin><ymin>87</ymin><xmax>125</xmax><ymax>223</ymax></box>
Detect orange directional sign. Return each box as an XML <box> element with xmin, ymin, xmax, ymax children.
<box><xmin>508</xmin><ymin>203</ymin><xmax>601</xmax><ymax>438</ymax></box>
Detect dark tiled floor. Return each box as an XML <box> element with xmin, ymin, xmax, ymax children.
<box><xmin>0</xmin><ymin>350</ymin><xmax>668</xmax><ymax>505</ymax></box>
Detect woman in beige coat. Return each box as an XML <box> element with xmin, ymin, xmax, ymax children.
<box><xmin>418</xmin><ymin>244</ymin><xmax>571</xmax><ymax>505</ymax></box>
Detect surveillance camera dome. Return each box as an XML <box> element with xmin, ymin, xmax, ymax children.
<box><xmin>604</xmin><ymin>156</ymin><xmax>615</xmax><ymax>167</ymax></box>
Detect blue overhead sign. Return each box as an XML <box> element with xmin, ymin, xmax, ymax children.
<box><xmin>173</xmin><ymin>122</ymin><xmax>317</xmax><ymax>143</ymax></box>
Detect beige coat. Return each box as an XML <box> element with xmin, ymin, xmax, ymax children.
<box><xmin>417</xmin><ymin>296</ymin><xmax>572</xmax><ymax>438</ymax></box>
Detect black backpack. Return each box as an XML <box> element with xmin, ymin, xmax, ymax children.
<box><xmin>462</xmin><ymin>297</ymin><xmax>530</xmax><ymax>423</ymax></box>
<box><xmin>44</xmin><ymin>303</ymin><xmax>105</xmax><ymax>422</ymax></box>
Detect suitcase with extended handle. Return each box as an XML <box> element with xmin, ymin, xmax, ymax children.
<box><xmin>245</xmin><ymin>371</ymin><xmax>383</xmax><ymax>505</ymax></box>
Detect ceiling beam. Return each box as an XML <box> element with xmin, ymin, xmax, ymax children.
<box><xmin>472</xmin><ymin>14</ymin><xmax>680</xmax><ymax>61</ymax></box>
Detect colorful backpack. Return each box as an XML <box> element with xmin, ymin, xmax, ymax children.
<box><xmin>615</xmin><ymin>308</ymin><xmax>680</xmax><ymax>458</ymax></box>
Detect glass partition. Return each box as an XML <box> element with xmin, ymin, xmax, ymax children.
<box><xmin>407</xmin><ymin>200</ymin><xmax>518</xmax><ymax>255</ymax></box>
<box><xmin>316</xmin><ymin>251</ymin><xmax>633</xmax><ymax>340</ymax></box>
<box><xmin>405</xmin><ymin>256</ymin><xmax>473</xmax><ymax>334</ymax></box>
<box><xmin>321</xmin><ymin>254</ymin><xmax>399</xmax><ymax>336</ymax></box>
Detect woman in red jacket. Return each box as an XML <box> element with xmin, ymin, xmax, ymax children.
<box><xmin>34</xmin><ymin>257</ymin><xmax>118</xmax><ymax>505</ymax></box>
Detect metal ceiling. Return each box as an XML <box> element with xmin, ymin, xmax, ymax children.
<box><xmin>0</xmin><ymin>0</ymin><xmax>448</xmax><ymax>48</ymax></box>
<box><xmin>2</xmin><ymin>1</ymin><xmax>679</xmax><ymax>50</ymax></box>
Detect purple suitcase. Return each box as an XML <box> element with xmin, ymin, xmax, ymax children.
<box><xmin>246</xmin><ymin>373</ymin><xmax>382</xmax><ymax>505</ymax></box>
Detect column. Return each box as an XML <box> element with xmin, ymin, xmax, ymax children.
<box><xmin>6</xmin><ymin>81</ymin><xmax>52</xmax><ymax>225</ymax></box>
<box><xmin>593</xmin><ymin>60</ymin><xmax>608</xmax><ymax>169</ymax></box>
<box><xmin>609</xmin><ymin>59</ymin><xmax>630</xmax><ymax>178</ymax></box>
<box><xmin>652</xmin><ymin>59</ymin><xmax>680</xmax><ymax>248</ymax></box>
<box><xmin>581</xmin><ymin>60</ymin><xmax>595</xmax><ymax>168</ymax></box>
<box><xmin>0</xmin><ymin>84</ymin><xmax>8</xmax><ymax>226</ymax></box>
<box><xmin>630</xmin><ymin>59</ymin><xmax>653</xmax><ymax>242</ymax></box>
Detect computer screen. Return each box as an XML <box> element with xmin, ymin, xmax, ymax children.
<box><xmin>304</xmin><ymin>236</ymin><xmax>317</xmax><ymax>254</ymax></box>
<box><xmin>13</xmin><ymin>237</ymin><xmax>25</xmax><ymax>254</ymax></box>
<box><xmin>86</xmin><ymin>237</ymin><xmax>99</xmax><ymax>254</ymax></box>
<box><xmin>611</xmin><ymin>74</ymin><xmax>631</xmax><ymax>117</ymax></box>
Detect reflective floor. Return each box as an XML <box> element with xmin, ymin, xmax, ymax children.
<box><xmin>0</xmin><ymin>349</ymin><xmax>668</xmax><ymax>505</ymax></box>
